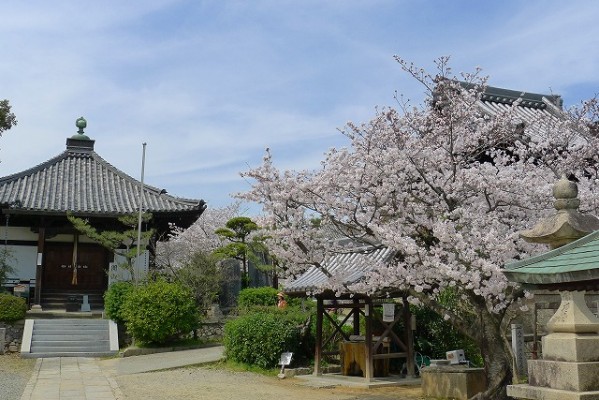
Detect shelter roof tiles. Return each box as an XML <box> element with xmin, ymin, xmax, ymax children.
<box><xmin>284</xmin><ymin>246</ymin><xmax>395</xmax><ymax>295</ymax></box>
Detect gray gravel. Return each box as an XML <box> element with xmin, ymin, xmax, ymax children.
<box><xmin>0</xmin><ymin>354</ymin><xmax>36</xmax><ymax>400</ymax></box>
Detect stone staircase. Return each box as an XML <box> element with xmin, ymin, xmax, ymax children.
<box><xmin>21</xmin><ymin>318</ymin><xmax>118</xmax><ymax>358</ymax></box>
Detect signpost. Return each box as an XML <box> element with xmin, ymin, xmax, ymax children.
<box><xmin>278</xmin><ymin>352</ymin><xmax>293</xmax><ymax>378</ymax></box>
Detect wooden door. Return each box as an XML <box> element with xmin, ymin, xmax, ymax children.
<box><xmin>43</xmin><ymin>242</ymin><xmax>108</xmax><ymax>291</ymax></box>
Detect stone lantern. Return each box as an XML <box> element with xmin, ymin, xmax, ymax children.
<box><xmin>504</xmin><ymin>176</ymin><xmax>599</xmax><ymax>399</ymax></box>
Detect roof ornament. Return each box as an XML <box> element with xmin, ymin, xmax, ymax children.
<box><xmin>76</xmin><ymin>117</ymin><xmax>87</xmax><ymax>134</ymax></box>
<box><xmin>519</xmin><ymin>175</ymin><xmax>599</xmax><ymax>249</ymax></box>
<box><xmin>70</xmin><ymin>117</ymin><xmax>91</xmax><ymax>141</ymax></box>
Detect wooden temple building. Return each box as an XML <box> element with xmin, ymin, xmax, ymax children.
<box><xmin>0</xmin><ymin>118</ymin><xmax>206</xmax><ymax>310</ymax></box>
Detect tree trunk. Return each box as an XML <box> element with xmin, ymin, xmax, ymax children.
<box><xmin>469</xmin><ymin>309</ymin><xmax>513</xmax><ymax>400</ymax></box>
<box><xmin>415</xmin><ymin>292</ymin><xmax>514</xmax><ymax>400</ymax></box>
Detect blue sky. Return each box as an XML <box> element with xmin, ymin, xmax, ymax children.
<box><xmin>1</xmin><ymin>1</ymin><xmax>598</xmax><ymax>214</ymax></box>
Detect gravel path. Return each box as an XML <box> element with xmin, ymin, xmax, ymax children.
<box><xmin>113</xmin><ymin>366</ymin><xmax>425</xmax><ymax>400</ymax></box>
<box><xmin>0</xmin><ymin>354</ymin><xmax>36</xmax><ymax>400</ymax></box>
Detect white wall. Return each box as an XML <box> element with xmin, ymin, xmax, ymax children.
<box><xmin>3</xmin><ymin>245</ymin><xmax>37</xmax><ymax>280</ymax></box>
<box><xmin>0</xmin><ymin>226</ymin><xmax>37</xmax><ymax>241</ymax></box>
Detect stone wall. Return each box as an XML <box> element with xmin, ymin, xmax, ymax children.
<box><xmin>0</xmin><ymin>320</ymin><xmax>24</xmax><ymax>354</ymax></box>
<box><xmin>195</xmin><ymin>321</ymin><xmax>225</xmax><ymax>341</ymax></box>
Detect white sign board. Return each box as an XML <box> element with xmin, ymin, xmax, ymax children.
<box><xmin>382</xmin><ymin>303</ymin><xmax>395</xmax><ymax>322</ymax></box>
<box><xmin>279</xmin><ymin>352</ymin><xmax>293</xmax><ymax>366</ymax></box>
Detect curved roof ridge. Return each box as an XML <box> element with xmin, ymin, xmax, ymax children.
<box><xmin>0</xmin><ymin>150</ymin><xmax>73</xmax><ymax>184</ymax></box>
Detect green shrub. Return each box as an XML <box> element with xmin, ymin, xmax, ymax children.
<box><xmin>412</xmin><ymin>305</ymin><xmax>483</xmax><ymax>366</ymax></box>
<box><xmin>122</xmin><ymin>279</ymin><xmax>200</xmax><ymax>345</ymax></box>
<box><xmin>237</xmin><ymin>287</ymin><xmax>279</xmax><ymax>309</ymax></box>
<box><xmin>0</xmin><ymin>293</ymin><xmax>27</xmax><ymax>322</ymax></box>
<box><xmin>223</xmin><ymin>309</ymin><xmax>311</xmax><ymax>369</ymax></box>
<box><xmin>104</xmin><ymin>281</ymin><xmax>134</xmax><ymax>324</ymax></box>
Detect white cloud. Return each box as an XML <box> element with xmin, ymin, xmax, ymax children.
<box><xmin>1</xmin><ymin>0</ymin><xmax>598</xmax><ymax>211</ymax></box>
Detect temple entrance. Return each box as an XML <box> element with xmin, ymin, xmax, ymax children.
<box><xmin>42</xmin><ymin>242</ymin><xmax>108</xmax><ymax>291</ymax></box>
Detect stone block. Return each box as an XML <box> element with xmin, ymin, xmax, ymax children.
<box><xmin>547</xmin><ymin>291</ymin><xmax>599</xmax><ymax>334</ymax></box>
<box><xmin>0</xmin><ymin>327</ymin><xmax>5</xmax><ymax>355</ymax></box>
<box><xmin>528</xmin><ymin>359</ymin><xmax>599</xmax><ymax>391</ymax></box>
<box><xmin>508</xmin><ymin>384</ymin><xmax>599</xmax><ymax>400</ymax></box>
<box><xmin>543</xmin><ymin>333</ymin><xmax>599</xmax><ymax>362</ymax></box>
<box><xmin>421</xmin><ymin>367</ymin><xmax>486</xmax><ymax>400</ymax></box>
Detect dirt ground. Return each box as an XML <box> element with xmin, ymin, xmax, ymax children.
<box><xmin>0</xmin><ymin>354</ymin><xmax>424</xmax><ymax>400</ymax></box>
<box><xmin>0</xmin><ymin>353</ymin><xmax>36</xmax><ymax>400</ymax></box>
<box><xmin>114</xmin><ymin>366</ymin><xmax>425</xmax><ymax>400</ymax></box>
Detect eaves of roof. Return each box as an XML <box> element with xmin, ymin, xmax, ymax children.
<box><xmin>503</xmin><ymin>229</ymin><xmax>599</xmax><ymax>285</ymax></box>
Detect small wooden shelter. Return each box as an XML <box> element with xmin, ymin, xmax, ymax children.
<box><xmin>284</xmin><ymin>245</ymin><xmax>416</xmax><ymax>381</ymax></box>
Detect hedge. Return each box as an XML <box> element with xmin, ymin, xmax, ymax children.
<box><xmin>223</xmin><ymin>309</ymin><xmax>311</xmax><ymax>369</ymax></box>
<box><xmin>0</xmin><ymin>293</ymin><xmax>27</xmax><ymax>322</ymax></box>
<box><xmin>122</xmin><ymin>279</ymin><xmax>200</xmax><ymax>345</ymax></box>
<box><xmin>237</xmin><ymin>287</ymin><xmax>279</xmax><ymax>309</ymax></box>
<box><xmin>104</xmin><ymin>281</ymin><xmax>134</xmax><ymax>324</ymax></box>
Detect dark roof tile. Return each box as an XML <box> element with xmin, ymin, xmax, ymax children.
<box><xmin>0</xmin><ymin>139</ymin><xmax>205</xmax><ymax>216</ymax></box>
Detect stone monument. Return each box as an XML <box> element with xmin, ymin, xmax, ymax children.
<box><xmin>504</xmin><ymin>176</ymin><xmax>599</xmax><ymax>399</ymax></box>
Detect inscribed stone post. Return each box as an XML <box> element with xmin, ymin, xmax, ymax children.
<box><xmin>0</xmin><ymin>327</ymin><xmax>5</xmax><ymax>355</ymax></box>
<box><xmin>511</xmin><ymin>324</ymin><xmax>527</xmax><ymax>379</ymax></box>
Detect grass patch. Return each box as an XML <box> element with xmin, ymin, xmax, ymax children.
<box><xmin>135</xmin><ymin>337</ymin><xmax>206</xmax><ymax>348</ymax></box>
<box><xmin>206</xmin><ymin>359</ymin><xmax>279</xmax><ymax>377</ymax></box>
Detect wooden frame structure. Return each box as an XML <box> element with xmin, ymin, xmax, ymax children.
<box><xmin>309</xmin><ymin>293</ymin><xmax>416</xmax><ymax>382</ymax></box>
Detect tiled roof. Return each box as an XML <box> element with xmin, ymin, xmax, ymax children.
<box><xmin>503</xmin><ymin>230</ymin><xmax>599</xmax><ymax>286</ymax></box>
<box><xmin>477</xmin><ymin>85</ymin><xmax>562</xmax><ymax>126</ymax></box>
<box><xmin>0</xmin><ymin>136</ymin><xmax>206</xmax><ymax>216</ymax></box>
<box><xmin>284</xmin><ymin>246</ymin><xmax>395</xmax><ymax>295</ymax></box>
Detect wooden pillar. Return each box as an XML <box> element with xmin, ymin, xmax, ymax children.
<box><xmin>364</xmin><ymin>298</ymin><xmax>373</xmax><ymax>381</ymax></box>
<box><xmin>532</xmin><ymin>302</ymin><xmax>538</xmax><ymax>359</ymax></box>
<box><xmin>33</xmin><ymin>227</ymin><xmax>45</xmax><ymax>309</ymax></box>
<box><xmin>353</xmin><ymin>298</ymin><xmax>360</xmax><ymax>335</ymax></box>
<box><xmin>403</xmin><ymin>296</ymin><xmax>416</xmax><ymax>377</ymax></box>
<box><xmin>314</xmin><ymin>297</ymin><xmax>323</xmax><ymax>376</ymax></box>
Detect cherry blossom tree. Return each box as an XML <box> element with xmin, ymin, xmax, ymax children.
<box><xmin>155</xmin><ymin>202</ymin><xmax>241</xmax><ymax>270</ymax></box>
<box><xmin>239</xmin><ymin>57</ymin><xmax>599</xmax><ymax>399</ymax></box>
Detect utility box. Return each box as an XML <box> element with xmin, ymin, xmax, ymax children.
<box><xmin>446</xmin><ymin>349</ymin><xmax>466</xmax><ymax>365</ymax></box>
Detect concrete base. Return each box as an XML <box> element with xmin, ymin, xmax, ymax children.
<box><xmin>528</xmin><ymin>360</ymin><xmax>599</xmax><ymax>391</ymax></box>
<box><xmin>508</xmin><ymin>384</ymin><xmax>599</xmax><ymax>400</ymax></box>
<box><xmin>421</xmin><ymin>367</ymin><xmax>486</xmax><ymax>400</ymax></box>
<box><xmin>543</xmin><ymin>333</ymin><xmax>599</xmax><ymax>362</ymax></box>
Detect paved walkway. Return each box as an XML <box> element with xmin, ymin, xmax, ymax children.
<box><xmin>20</xmin><ymin>357</ymin><xmax>122</xmax><ymax>400</ymax></box>
<box><xmin>19</xmin><ymin>346</ymin><xmax>225</xmax><ymax>400</ymax></box>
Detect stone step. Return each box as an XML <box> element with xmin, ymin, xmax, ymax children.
<box><xmin>34</xmin><ymin>325</ymin><xmax>108</xmax><ymax>333</ymax></box>
<box><xmin>32</xmin><ymin>340</ymin><xmax>110</xmax><ymax>349</ymax></box>
<box><xmin>33</xmin><ymin>333</ymin><xmax>110</xmax><ymax>341</ymax></box>
<box><xmin>33</xmin><ymin>319</ymin><xmax>107</xmax><ymax>326</ymax></box>
<box><xmin>23</xmin><ymin>318</ymin><xmax>118</xmax><ymax>358</ymax></box>
<box><xmin>22</xmin><ymin>351</ymin><xmax>117</xmax><ymax>358</ymax></box>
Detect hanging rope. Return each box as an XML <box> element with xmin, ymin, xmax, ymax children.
<box><xmin>4</xmin><ymin>213</ymin><xmax>9</xmax><ymax>248</ymax></box>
